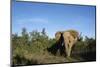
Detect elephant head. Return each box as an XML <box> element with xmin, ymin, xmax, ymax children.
<box><xmin>55</xmin><ymin>30</ymin><xmax>79</xmax><ymax>57</ymax></box>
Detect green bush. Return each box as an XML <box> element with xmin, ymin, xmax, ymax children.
<box><xmin>12</xmin><ymin>28</ymin><xmax>96</xmax><ymax>65</ymax></box>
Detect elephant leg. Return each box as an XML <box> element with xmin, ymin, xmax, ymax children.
<box><xmin>63</xmin><ymin>33</ymin><xmax>70</xmax><ymax>57</ymax></box>
<box><xmin>64</xmin><ymin>42</ymin><xmax>69</xmax><ymax>57</ymax></box>
<box><xmin>67</xmin><ymin>44</ymin><xmax>72</xmax><ymax>57</ymax></box>
<box><xmin>64</xmin><ymin>39</ymin><xmax>73</xmax><ymax>57</ymax></box>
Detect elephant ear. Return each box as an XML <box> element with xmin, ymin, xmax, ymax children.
<box><xmin>67</xmin><ymin>30</ymin><xmax>79</xmax><ymax>39</ymax></box>
<box><xmin>55</xmin><ymin>31</ymin><xmax>62</xmax><ymax>41</ymax></box>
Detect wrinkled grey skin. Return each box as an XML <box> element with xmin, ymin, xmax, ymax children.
<box><xmin>55</xmin><ymin>30</ymin><xmax>79</xmax><ymax>57</ymax></box>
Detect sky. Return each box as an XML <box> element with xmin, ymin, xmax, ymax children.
<box><xmin>12</xmin><ymin>1</ymin><xmax>96</xmax><ymax>38</ymax></box>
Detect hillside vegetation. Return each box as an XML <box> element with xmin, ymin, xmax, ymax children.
<box><xmin>12</xmin><ymin>28</ymin><xmax>96</xmax><ymax>66</ymax></box>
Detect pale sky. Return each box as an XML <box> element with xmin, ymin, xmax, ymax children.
<box><xmin>12</xmin><ymin>1</ymin><xmax>96</xmax><ymax>38</ymax></box>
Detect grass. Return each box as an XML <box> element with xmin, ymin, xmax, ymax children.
<box><xmin>13</xmin><ymin>44</ymin><xmax>86</xmax><ymax>66</ymax></box>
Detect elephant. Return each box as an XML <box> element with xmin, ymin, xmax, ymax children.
<box><xmin>47</xmin><ymin>31</ymin><xmax>65</xmax><ymax>56</ymax></box>
<box><xmin>55</xmin><ymin>30</ymin><xmax>79</xmax><ymax>57</ymax></box>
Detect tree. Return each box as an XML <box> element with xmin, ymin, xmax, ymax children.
<box><xmin>41</xmin><ymin>28</ymin><xmax>48</xmax><ymax>39</ymax></box>
<box><xmin>30</xmin><ymin>30</ymin><xmax>40</xmax><ymax>43</ymax></box>
<box><xmin>41</xmin><ymin>28</ymin><xmax>46</xmax><ymax>36</ymax></box>
<box><xmin>12</xmin><ymin>33</ymin><xmax>18</xmax><ymax>49</ymax></box>
<box><xmin>21</xmin><ymin>28</ymin><xmax>29</xmax><ymax>45</ymax></box>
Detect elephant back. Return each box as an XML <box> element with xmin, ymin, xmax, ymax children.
<box><xmin>66</xmin><ymin>30</ymin><xmax>79</xmax><ymax>39</ymax></box>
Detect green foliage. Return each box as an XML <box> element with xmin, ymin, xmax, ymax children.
<box><xmin>12</xmin><ymin>28</ymin><xmax>96</xmax><ymax>65</ymax></box>
<box><xmin>72</xmin><ymin>36</ymin><xmax>96</xmax><ymax>61</ymax></box>
<box><xmin>12</xmin><ymin>28</ymin><xmax>50</xmax><ymax>65</ymax></box>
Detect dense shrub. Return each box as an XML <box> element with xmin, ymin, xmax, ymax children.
<box><xmin>12</xmin><ymin>28</ymin><xmax>96</xmax><ymax>65</ymax></box>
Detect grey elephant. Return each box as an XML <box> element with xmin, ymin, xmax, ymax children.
<box><xmin>55</xmin><ymin>30</ymin><xmax>79</xmax><ymax>57</ymax></box>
